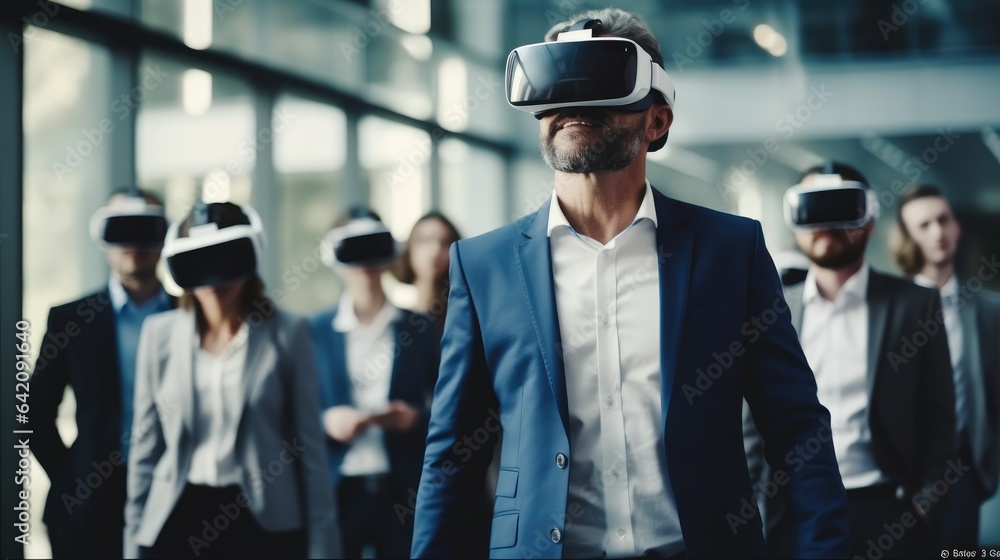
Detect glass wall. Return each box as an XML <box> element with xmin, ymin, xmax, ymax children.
<box><xmin>22</xmin><ymin>26</ymin><xmax>114</xmax><ymax>560</ymax></box>
<box><xmin>273</xmin><ymin>95</ymin><xmax>348</xmax><ymax>314</ymax></box>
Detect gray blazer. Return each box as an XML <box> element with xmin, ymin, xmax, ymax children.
<box><xmin>124</xmin><ymin>308</ymin><xmax>341</xmax><ymax>559</ymax></box>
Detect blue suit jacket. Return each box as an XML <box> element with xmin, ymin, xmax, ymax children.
<box><xmin>411</xmin><ymin>188</ymin><xmax>850</xmax><ymax>559</ymax></box>
<box><xmin>309</xmin><ymin>307</ymin><xmax>440</xmax><ymax>496</ymax></box>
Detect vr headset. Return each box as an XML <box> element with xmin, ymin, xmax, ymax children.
<box><xmin>783</xmin><ymin>173</ymin><xmax>880</xmax><ymax>230</ymax></box>
<box><xmin>162</xmin><ymin>203</ymin><xmax>265</xmax><ymax>290</ymax></box>
<box><xmin>320</xmin><ymin>217</ymin><xmax>403</xmax><ymax>270</ymax></box>
<box><xmin>504</xmin><ymin>20</ymin><xmax>676</xmax><ymax>116</ymax></box>
<box><xmin>89</xmin><ymin>194</ymin><xmax>168</xmax><ymax>250</ymax></box>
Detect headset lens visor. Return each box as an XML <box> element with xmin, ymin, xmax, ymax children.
<box><xmin>788</xmin><ymin>188</ymin><xmax>868</xmax><ymax>228</ymax></box>
<box><xmin>335</xmin><ymin>231</ymin><xmax>397</xmax><ymax>265</ymax></box>
<box><xmin>507</xmin><ymin>40</ymin><xmax>639</xmax><ymax>107</ymax></box>
<box><xmin>102</xmin><ymin>215</ymin><xmax>168</xmax><ymax>247</ymax></box>
<box><xmin>166</xmin><ymin>237</ymin><xmax>257</xmax><ymax>289</ymax></box>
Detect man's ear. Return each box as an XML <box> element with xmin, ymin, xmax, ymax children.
<box><xmin>645</xmin><ymin>105</ymin><xmax>673</xmax><ymax>144</ymax></box>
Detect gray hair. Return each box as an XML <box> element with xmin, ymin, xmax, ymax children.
<box><xmin>544</xmin><ymin>8</ymin><xmax>664</xmax><ymax>68</ymax></box>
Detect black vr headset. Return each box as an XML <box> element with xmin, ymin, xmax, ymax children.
<box><xmin>783</xmin><ymin>164</ymin><xmax>880</xmax><ymax>230</ymax></box>
<box><xmin>162</xmin><ymin>203</ymin><xmax>265</xmax><ymax>290</ymax></box>
<box><xmin>320</xmin><ymin>216</ymin><xmax>403</xmax><ymax>270</ymax></box>
<box><xmin>504</xmin><ymin>19</ymin><xmax>676</xmax><ymax>150</ymax></box>
<box><xmin>89</xmin><ymin>190</ymin><xmax>167</xmax><ymax>250</ymax></box>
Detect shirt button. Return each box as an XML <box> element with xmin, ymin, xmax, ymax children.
<box><xmin>605</xmin><ymin>396</ymin><xmax>614</xmax><ymax>408</ymax></box>
<box><xmin>550</xmin><ymin>527</ymin><xmax>562</xmax><ymax>543</ymax></box>
<box><xmin>603</xmin><ymin>252</ymin><xmax>611</xmax><ymax>260</ymax></box>
<box><xmin>616</xmin><ymin>527</ymin><xmax>626</xmax><ymax>538</ymax></box>
<box><xmin>602</xmin><ymin>317</ymin><xmax>609</xmax><ymax>326</ymax></box>
<box><xmin>555</xmin><ymin>453</ymin><xmax>567</xmax><ymax>469</ymax></box>
<box><xmin>611</xmin><ymin>469</ymin><xmax>619</xmax><ymax>478</ymax></box>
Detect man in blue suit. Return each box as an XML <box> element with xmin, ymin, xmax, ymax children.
<box><xmin>411</xmin><ymin>7</ymin><xmax>850</xmax><ymax>559</ymax></box>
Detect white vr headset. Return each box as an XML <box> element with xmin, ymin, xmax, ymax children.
<box><xmin>320</xmin><ymin>217</ymin><xmax>403</xmax><ymax>270</ymax></box>
<box><xmin>505</xmin><ymin>25</ymin><xmax>676</xmax><ymax>115</ymax></box>
<box><xmin>89</xmin><ymin>196</ymin><xmax>168</xmax><ymax>250</ymax></box>
<box><xmin>783</xmin><ymin>173</ymin><xmax>881</xmax><ymax>230</ymax></box>
<box><xmin>162</xmin><ymin>203</ymin><xmax>266</xmax><ymax>289</ymax></box>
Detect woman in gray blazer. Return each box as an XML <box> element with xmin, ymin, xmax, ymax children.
<box><xmin>124</xmin><ymin>202</ymin><xmax>340</xmax><ymax>559</ymax></box>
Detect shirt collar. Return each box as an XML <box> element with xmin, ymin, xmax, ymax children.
<box><xmin>332</xmin><ymin>291</ymin><xmax>400</xmax><ymax>333</ymax></box>
<box><xmin>802</xmin><ymin>261</ymin><xmax>870</xmax><ymax>306</ymax></box>
<box><xmin>546</xmin><ymin>179</ymin><xmax>658</xmax><ymax>238</ymax></box>
<box><xmin>914</xmin><ymin>273</ymin><xmax>958</xmax><ymax>298</ymax></box>
<box><xmin>109</xmin><ymin>275</ymin><xmax>170</xmax><ymax>313</ymax></box>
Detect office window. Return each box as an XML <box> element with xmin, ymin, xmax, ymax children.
<box><xmin>272</xmin><ymin>95</ymin><xmax>348</xmax><ymax>314</ymax></box>
<box><xmin>22</xmin><ymin>27</ymin><xmax>115</xmax><ymax>559</ymax></box>
<box><xmin>439</xmin><ymin>139</ymin><xmax>506</xmax><ymax>237</ymax></box>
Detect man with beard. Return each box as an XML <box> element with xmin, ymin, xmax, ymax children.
<box><xmin>745</xmin><ymin>162</ymin><xmax>956</xmax><ymax>559</ymax></box>
<box><xmin>412</xmin><ymin>8</ymin><xmax>849</xmax><ymax>559</ymax></box>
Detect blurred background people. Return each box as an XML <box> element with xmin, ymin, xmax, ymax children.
<box><xmin>894</xmin><ymin>185</ymin><xmax>1000</xmax><ymax>550</ymax></box>
<box><xmin>392</xmin><ymin>211</ymin><xmax>462</xmax><ymax>340</ymax></box>
<box><xmin>745</xmin><ymin>162</ymin><xmax>956</xmax><ymax>558</ymax></box>
<box><xmin>124</xmin><ymin>202</ymin><xmax>339</xmax><ymax>559</ymax></box>
<box><xmin>311</xmin><ymin>207</ymin><xmax>439</xmax><ymax>559</ymax></box>
<box><xmin>30</xmin><ymin>187</ymin><xmax>173</xmax><ymax>559</ymax></box>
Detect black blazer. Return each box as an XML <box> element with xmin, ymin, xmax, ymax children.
<box><xmin>29</xmin><ymin>288</ymin><xmax>174</xmax><ymax>532</ymax></box>
<box><xmin>746</xmin><ymin>268</ymin><xmax>957</xmax><ymax>554</ymax></box>
<box><xmin>963</xmin><ymin>288</ymin><xmax>1000</xmax><ymax>497</ymax></box>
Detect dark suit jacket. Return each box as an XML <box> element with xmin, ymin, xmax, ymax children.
<box><xmin>962</xmin><ymin>288</ymin><xmax>1000</xmax><ymax>497</ymax></box>
<box><xmin>29</xmin><ymin>288</ymin><xmax>175</xmax><ymax>537</ymax></box>
<box><xmin>309</xmin><ymin>307</ymin><xmax>439</xmax><ymax>500</ymax></box>
<box><xmin>412</xmin><ymin>187</ymin><xmax>850</xmax><ymax>559</ymax></box>
<box><xmin>745</xmin><ymin>269</ymin><xmax>957</xmax><ymax>556</ymax></box>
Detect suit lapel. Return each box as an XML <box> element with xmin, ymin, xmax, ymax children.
<box><xmin>515</xmin><ymin>201</ymin><xmax>570</xmax><ymax>436</ymax></box>
<box><xmin>238</xmin><ymin>316</ymin><xmax>275</xmax><ymax>426</ymax></box>
<box><xmin>92</xmin><ymin>290</ymin><xmax>122</xmax><ymax>400</ymax></box>
<box><xmin>171</xmin><ymin>310</ymin><xmax>198</xmax><ymax>432</ymax></box>
<box><xmin>961</xmin><ymin>297</ymin><xmax>989</xmax><ymax>472</ymax></box>
<box><xmin>651</xmin><ymin>191</ymin><xmax>694</xmax><ymax>420</ymax></box>
<box><xmin>866</xmin><ymin>270</ymin><xmax>891</xmax><ymax>396</ymax></box>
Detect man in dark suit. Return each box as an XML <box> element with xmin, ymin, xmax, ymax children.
<box><xmin>412</xmin><ymin>8</ymin><xmax>849</xmax><ymax>559</ymax></box>
<box><xmin>745</xmin><ymin>163</ymin><xmax>957</xmax><ymax>559</ymax></box>
<box><xmin>894</xmin><ymin>185</ymin><xmax>1000</xmax><ymax>549</ymax></box>
<box><xmin>30</xmin><ymin>188</ymin><xmax>174</xmax><ymax>558</ymax></box>
<box><xmin>311</xmin><ymin>208</ymin><xmax>440</xmax><ymax>559</ymax></box>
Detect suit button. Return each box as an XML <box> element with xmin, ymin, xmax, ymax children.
<box><xmin>555</xmin><ymin>453</ymin><xmax>567</xmax><ymax>469</ymax></box>
<box><xmin>550</xmin><ymin>527</ymin><xmax>562</xmax><ymax>543</ymax></box>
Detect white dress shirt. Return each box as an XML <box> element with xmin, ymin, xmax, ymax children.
<box><xmin>333</xmin><ymin>292</ymin><xmax>400</xmax><ymax>477</ymax></box>
<box><xmin>549</xmin><ymin>181</ymin><xmax>684</xmax><ymax>559</ymax></box>
<box><xmin>914</xmin><ymin>273</ymin><xmax>966</xmax><ymax>435</ymax></box>
<box><xmin>800</xmin><ymin>263</ymin><xmax>889</xmax><ymax>489</ymax></box>
<box><xmin>188</xmin><ymin>322</ymin><xmax>249</xmax><ymax>486</ymax></box>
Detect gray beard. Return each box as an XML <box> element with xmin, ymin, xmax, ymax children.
<box><xmin>541</xmin><ymin>119</ymin><xmax>644</xmax><ymax>173</ymax></box>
